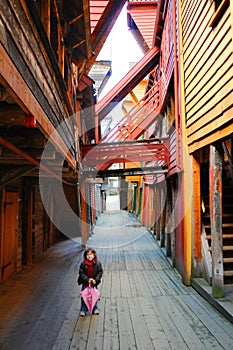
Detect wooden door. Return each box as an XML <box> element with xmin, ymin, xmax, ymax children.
<box><xmin>1</xmin><ymin>190</ymin><xmax>18</xmax><ymax>282</ymax></box>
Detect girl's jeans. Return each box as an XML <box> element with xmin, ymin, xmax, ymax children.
<box><xmin>80</xmin><ymin>285</ymin><xmax>99</xmax><ymax>314</ymax></box>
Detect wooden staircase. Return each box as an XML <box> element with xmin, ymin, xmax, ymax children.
<box><xmin>201</xmin><ymin>163</ymin><xmax>233</xmax><ymax>284</ymax></box>
<box><xmin>222</xmin><ymin>171</ymin><xmax>233</xmax><ymax>283</ymax></box>
<box><xmin>101</xmin><ymin>79</ymin><xmax>160</xmax><ymax>142</ymax></box>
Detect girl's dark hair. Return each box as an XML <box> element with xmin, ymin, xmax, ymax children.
<box><xmin>84</xmin><ymin>248</ymin><xmax>97</xmax><ymax>260</ymax></box>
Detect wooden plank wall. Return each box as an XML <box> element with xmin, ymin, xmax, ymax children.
<box><xmin>181</xmin><ymin>0</ymin><xmax>233</xmax><ymax>153</ymax></box>
<box><xmin>34</xmin><ymin>185</ymin><xmax>44</xmax><ymax>258</ymax></box>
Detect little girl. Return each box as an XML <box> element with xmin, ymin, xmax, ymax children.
<box><xmin>78</xmin><ymin>248</ymin><xmax>103</xmax><ymax>316</ymax></box>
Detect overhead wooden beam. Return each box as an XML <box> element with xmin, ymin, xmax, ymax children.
<box><xmin>95</xmin><ymin>46</ymin><xmax>160</xmax><ymax>120</ymax></box>
<box><xmin>86</xmin><ymin>0</ymin><xmax>127</xmax><ymax>73</ymax></box>
<box><xmin>0</xmin><ymin>43</ymin><xmax>76</xmax><ymax>168</ymax></box>
<box><xmin>69</xmin><ymin>13</ymin><xmax>83</xmax><ymax>25</ymax></box>
<box><xmin>0</xmin><ymin>165</ymin><xmax>36</xmax><ymax>186</ymax></box>
<box><xmin>83</xmin><ymin>166</ymin><xmax>168</xmax><ymax>178</ymax></box>
<box><xmin>72</xmin><ymin>39</ymin><xmax>86</xmax><ymax>49</ymax></box>
<box><xmin>41</xmin><ymin>0</ymin><xmax>51</xmax><ymax>38</ymax></box>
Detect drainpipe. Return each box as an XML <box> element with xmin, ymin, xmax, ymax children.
<box><xmin>0</xmin><ymin>136</ymin><xmax>76</xmax><ymax>187</ymax></box>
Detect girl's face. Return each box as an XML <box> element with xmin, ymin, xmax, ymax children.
<box><xmin>86</xmin><ymin>251</ymin><xmax>95</xmax><ymax>261</ymax></box>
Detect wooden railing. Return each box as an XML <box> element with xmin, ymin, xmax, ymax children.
<box><xmin>81</xmin><ymin>138</ymin><xmax>169</xmax><ymax>170</ymax></box>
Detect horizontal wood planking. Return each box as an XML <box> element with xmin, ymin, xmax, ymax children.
<box><xmin>187</xmin><ymin>92</ymin><xmax>233</xmax><ymax>140</ymax></box>
<box><xmin>185</xmin><ymin>17</ymin><xmax>231</xmax><ymax>100</ymax></box>
<box><xmin>188</xmin><ymin>123</ymin><xmax>233</xmax><ymax>154</ymax></box>
<box><xmin>181</xmin><ymin>1</ymin><xmax>200</xmax><ymax>40</ymax></box>
<box><xmin>68</xmin><ymin>212</ymin><xmax>233</xmax><ymax>349</ymax></box>
<box><xmin>186</xmin><ymin>46</ymin><xmax>232</xmax><ymax>112</ymax></box>
<box><xmin>1</xmin><ymin>211</ymin><xmax>233</xmax><ymax>349</ymax></box>
<box><xmin>182</xmin><ymin>2</ymin><xmax>212</xmax><ymax>60</ymax></box>
<box><xmin>181</xmin><ymin>0</ymin><xmax>233</xmax><ymax>151</ymax></box>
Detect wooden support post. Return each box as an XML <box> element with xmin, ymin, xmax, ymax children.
<box><xmin>148</xmin><ymin>187</ymin><xmax>153</xmax><ymax>231</ymax></box>
<box><xmin>142</xmin><ymin>183</ymin><xmax>147</xmax><ymax>227</ymax></box>
<box><xmin>95</xmin><ymin>115</ymin><xmax>99</xmax><ymax>143</ymax></box>
<box><xmin>192</xmin><ymin>156</ymin><xmax>202</xmax><ymax>266</ymax></box>
<box><xmin>144</xmin><ymin>184</ymin><xmax>149</xmax><ymax>229</ymax></box>
<box><xmin>120</xmin><ymin>178</ymin><xmax>128</xmax><ymax>211</ymax></box>
<box><xmin>165</xmin><ymin>181</ymin><xmax>172</xmax><ymax>257</ymax></box>
<box><xmin>160</xmin><ymin>187</ymin><xmax>166</xmax><ymax>248</ymax></box>
<box><xmin>91</xmin><ymin>184</ymin><xmax>96</xmax><ymax>225</ymax></box>
<box><xmin>178</xmin><ymin>0</ymin><xmax>192</xmax><ymax>285</ymax></box>
<box><xmin>22</xmin><ymin>180</ymin><xmax>33</xmax><ymax>266</ymax></box>
<box><xmin>136</xmin><ymin>180</ymin><xmax>141</xmax><ymax>216</ymax></box>
<box><xmin>80</xmin><ymin>178</ymin><xmax>88</xmax><ymax>248</ymax></box>
<box><xmin>157</xmin><ymin>186</ymin><xmax>162</xmax><ymax>241</ymax></box>
<box><xmin>209</xmin><ymin>145</ymin><xmax>224</xmax><ymax>298</ymax></box>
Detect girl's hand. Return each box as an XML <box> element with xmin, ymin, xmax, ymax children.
<box><xmin>89</xmin><ymin>278</ymin><xmax>96</xmax><ymax>285</ymax></box>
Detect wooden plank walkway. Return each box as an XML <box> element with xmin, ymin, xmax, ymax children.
<box><xmin>0</xmin><ymin>210</ymin><xmax>233</xmax><ymax>349</ymax></box>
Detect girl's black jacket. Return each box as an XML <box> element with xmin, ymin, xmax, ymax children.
<box><xmin>78</xmin><ymin>260</ymin><xmax>103</xmax><ymax>286</ymax></box>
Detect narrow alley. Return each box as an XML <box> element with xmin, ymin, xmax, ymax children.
<box><xmin>1</xmin><ymin>210</ymin><xmax>233</xmax><ymax>350</ymax></box>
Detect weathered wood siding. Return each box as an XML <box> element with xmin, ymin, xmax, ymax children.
<box><xmin>0</xmin><ymin>0</ymin><xmax>76</xmax><ymax>163</ymax></box>
<box><xmin>181</xmin><ymin>1</ymin><xmax>233</xmax><ymax>153</ymax></box>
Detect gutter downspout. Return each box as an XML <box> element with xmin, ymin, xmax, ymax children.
<box><xmin>0</xmin><ymin>136</ymin><xmax>76</xmax><ymax>187</ymax></box>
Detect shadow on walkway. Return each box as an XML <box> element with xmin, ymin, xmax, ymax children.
<box><xmin>0</xmin><ymin>211</ymin><xmax>233</xmax><ymax>350</ymax></box>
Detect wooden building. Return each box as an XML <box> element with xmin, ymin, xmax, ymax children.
<box><xmin>1</xmin><ymin>0</ymin><xmax>232</xmax><ymax>302</ymax></box>
<box><xmin>180</xmin><ymin>0</ymin><xmax>233</xmax><ymax>297</ymax></box>
<box><xmin>0</xmin><ymin>0</ymin><xmax>91</xmax><ymax>282</ymax></box>
<box><xmin>0</xmin><ymin>0</ymin><xmax>126</xmax><ymax>283</ymax></box>
<box><xmin>87</xmin><ymin>0</ymin><xmax>233</xmax><ymax>298</ymax></box>
<box><xmin>120</xmin><ymin>0</ymin><xmax>233</xmax><ymax>295</ymax></box>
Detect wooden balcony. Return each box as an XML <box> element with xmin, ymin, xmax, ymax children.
<box><xmin>81</xmin><ymin>138</ymin><xmax>169</xmax><ymax>171</ymax></box>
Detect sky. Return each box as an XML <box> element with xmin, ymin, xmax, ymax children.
<box><xmin>97</xmin><ymin>4</ymin><xmax>143</xmax><ymax>99</ymax></box>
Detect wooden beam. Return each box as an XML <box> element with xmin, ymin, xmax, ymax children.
<box><xmin>69</xmin><ymin>13</ymin><xmax>83</xmax><ymax>25</ymax></box>
<box><xmin>0</xmin><ymin>43</ymin><xmax>76</xmax><ymax>168</ymax></box>
<box><xmin>82</xmin><ymin>166</ymin><xmax>168</xmax><ymax>178</ymax></box>
<box><xmin>41</xmin><ymin>0</ymin><xmax>51</xmax><ymax>38</ymax></box>
<box><xmin>95</xmin><ymin>46</ymin><xmax>160</xmax><ymax>120</ymax></box>
<box><xmin>0</xmin><ymin>165</ymin><xmax>36</xmax><ymax>186</ymax></box>
<box><xmin>86</xmin><ymin>0</ymin><xmax>128</xmax><ymax>72</ymax></box>
<box><xmin>192</xmin><ymin>155</ymin><xmax>202</xmax><ymax>264</ymax></box>
<box><xmin>0</xmin><ymin>148</ymin><xmax>55</xmax><ymax>161</ymax></box>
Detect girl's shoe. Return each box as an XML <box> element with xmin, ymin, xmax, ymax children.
<box><xmin>93</xmin><ymin>309</ymin><xmax>99</xmax><ymax>315</ymax></box>
<box><xmin>80</xmin><ymin>311</ymin><xmax>86</xmax><ymax>317</ymax></box>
